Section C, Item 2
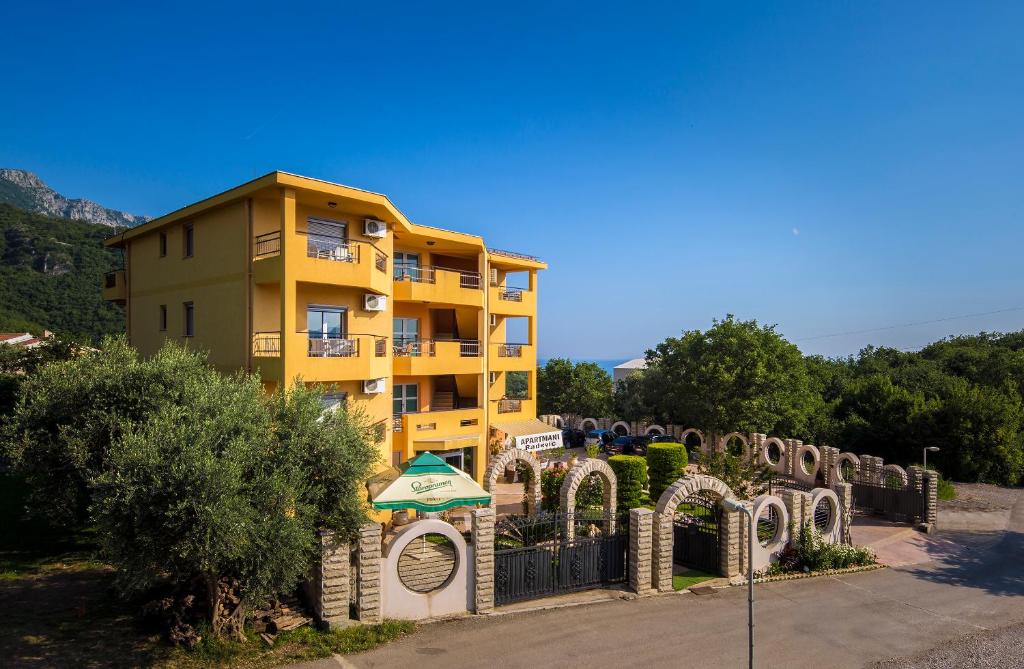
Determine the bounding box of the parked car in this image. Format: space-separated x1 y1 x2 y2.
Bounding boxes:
561 428 586 448
649 434 681 444
605 435 650 455
585 429 615 448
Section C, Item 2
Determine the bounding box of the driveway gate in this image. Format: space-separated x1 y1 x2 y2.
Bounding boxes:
673 493 721 574
493 511 627 606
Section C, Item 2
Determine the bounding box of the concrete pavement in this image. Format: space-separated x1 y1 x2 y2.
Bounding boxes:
297 490 1024 669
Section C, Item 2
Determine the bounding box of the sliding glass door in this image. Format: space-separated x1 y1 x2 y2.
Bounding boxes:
307 306 352 357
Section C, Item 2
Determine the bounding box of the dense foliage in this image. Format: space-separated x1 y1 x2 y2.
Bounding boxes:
607 455 648 509
600 317 1024 486
540 467 603 511
537 358 613 424
3 338 379 638
645 443 688 502
0 204 124 341
765 523 876 576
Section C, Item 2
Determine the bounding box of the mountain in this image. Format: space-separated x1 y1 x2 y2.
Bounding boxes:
0 203 124 341
0 169 149 228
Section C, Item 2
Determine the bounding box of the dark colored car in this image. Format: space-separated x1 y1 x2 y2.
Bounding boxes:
606 435 650 455
561 428 586 448
649 434 681 444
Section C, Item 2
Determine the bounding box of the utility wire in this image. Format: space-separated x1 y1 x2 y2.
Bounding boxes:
793 306 1024 342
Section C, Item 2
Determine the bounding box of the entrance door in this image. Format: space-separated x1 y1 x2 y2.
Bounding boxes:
672 493 722 574
307 306 349 357
394 252 421 280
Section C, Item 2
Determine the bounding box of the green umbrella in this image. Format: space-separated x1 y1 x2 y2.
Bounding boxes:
368 452 491 513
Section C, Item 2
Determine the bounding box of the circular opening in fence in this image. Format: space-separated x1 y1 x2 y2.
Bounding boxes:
813 498 833 534
756 504 780 547
683 432 703 454
839 459 856 482
613 424 628 436
726 436 745 457
766 442 782 466
801 451 816 476
398 533 457 593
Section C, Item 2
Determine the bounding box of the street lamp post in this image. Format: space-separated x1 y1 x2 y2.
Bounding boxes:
923 446 940 471
722 497 755 669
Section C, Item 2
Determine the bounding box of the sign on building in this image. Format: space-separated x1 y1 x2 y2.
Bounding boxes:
514 430 563 452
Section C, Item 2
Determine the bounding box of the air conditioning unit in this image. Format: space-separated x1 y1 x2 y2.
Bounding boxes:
363 294 387 312
363 219 387 238
363 378 387 394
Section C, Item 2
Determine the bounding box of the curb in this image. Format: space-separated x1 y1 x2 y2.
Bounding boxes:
748 563 885 584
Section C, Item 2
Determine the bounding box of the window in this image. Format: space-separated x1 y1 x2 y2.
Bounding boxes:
183 301 194 337
393 251 420 280
489 371 498 385
159 232 167 257
306 218 348 260
321 391 348 413
307 306 349 356
183 223 194 258
393 317 419 346
393 383 418 415
159 304 167 331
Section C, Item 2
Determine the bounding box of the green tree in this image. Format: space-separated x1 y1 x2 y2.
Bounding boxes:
93 375 378 639
644 315 815 435
537 358 613 424
612 371 655 423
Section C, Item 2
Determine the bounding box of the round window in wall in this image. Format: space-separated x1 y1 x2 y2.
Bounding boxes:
756 504 780 548
801 451 816 476
813 498 833 534
765 442 782 466
398 533 457 593
839 459 857 483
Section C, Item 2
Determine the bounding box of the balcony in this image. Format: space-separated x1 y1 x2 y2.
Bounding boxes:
251 230 390 293
393 266 484 308
489 342 535 371
251 331 389 383
492 397 535 416
392 338 483 376
488 283 535 315
392 407 484 453
102 269 126 303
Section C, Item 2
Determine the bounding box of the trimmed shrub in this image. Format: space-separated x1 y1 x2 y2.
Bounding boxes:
540 468 603 511
608 455 648 510
647 443 688 502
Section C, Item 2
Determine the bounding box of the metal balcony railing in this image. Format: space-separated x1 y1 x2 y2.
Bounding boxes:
497 343 525 357
308 335 359 358
305 234 359 263
497 286 527 302
254 231 281 258
497 398 524 413
393 265 482 289
392 338 482 358
252 331 281 357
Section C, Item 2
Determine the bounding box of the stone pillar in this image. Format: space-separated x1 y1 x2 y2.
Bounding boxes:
784 440 802 477
356 522 382 623
921 471 938 527
820 446 839 486
304 530 351 629
720 508 742 579
907 465 924 493
832 482 853 543
652 511 674 593
471 508 495 613
628 508 654 595
749 433 765 464
780 489 811 541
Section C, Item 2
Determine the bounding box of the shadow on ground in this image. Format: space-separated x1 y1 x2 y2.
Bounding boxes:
900 529 1024 597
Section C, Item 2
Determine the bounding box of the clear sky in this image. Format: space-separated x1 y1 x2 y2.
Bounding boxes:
3 2 1023 359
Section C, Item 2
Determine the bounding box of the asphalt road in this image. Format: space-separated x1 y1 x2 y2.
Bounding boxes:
302 492 1024 669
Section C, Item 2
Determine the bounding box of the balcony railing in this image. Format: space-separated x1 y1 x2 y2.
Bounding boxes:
394 265 482 289
252 331 281 357
254 231 281 258
308 335 359 358
392 338 481 358
496 343 525 357
496 286 527 302
497 398 524 413
305 233 359 263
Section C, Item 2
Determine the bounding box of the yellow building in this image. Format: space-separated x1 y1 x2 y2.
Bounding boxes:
103 171 549 485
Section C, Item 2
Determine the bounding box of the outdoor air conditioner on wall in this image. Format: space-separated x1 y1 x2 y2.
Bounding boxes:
363 294 387 312
364 219 387 238
363 378 386 394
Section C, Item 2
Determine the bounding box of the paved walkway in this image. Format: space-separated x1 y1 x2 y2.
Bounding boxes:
292 488 1024 669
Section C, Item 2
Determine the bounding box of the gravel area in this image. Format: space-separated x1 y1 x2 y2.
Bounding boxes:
939 483 1022 512
870 621 1024 668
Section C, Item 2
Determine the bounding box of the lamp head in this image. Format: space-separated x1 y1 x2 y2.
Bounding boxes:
926 446 940 452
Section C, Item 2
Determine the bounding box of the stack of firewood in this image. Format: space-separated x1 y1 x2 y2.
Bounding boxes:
250 593 312 644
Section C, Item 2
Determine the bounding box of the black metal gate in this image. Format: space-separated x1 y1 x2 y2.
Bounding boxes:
493 511 628 606
851 481 924 523
673 493 721 574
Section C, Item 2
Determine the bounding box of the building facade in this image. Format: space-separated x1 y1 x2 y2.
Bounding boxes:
103 171 547 485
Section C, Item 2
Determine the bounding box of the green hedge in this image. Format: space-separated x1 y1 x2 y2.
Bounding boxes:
647 443 688 502
608 455 648 510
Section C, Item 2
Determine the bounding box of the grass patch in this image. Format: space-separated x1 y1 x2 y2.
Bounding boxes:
673 568 715 591
937 476 957 501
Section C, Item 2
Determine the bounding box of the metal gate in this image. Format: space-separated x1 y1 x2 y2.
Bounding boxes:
673 493 722 574
493 511 628 606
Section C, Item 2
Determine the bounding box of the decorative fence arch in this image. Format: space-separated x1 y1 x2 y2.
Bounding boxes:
832 452 861 483
645 424 666 436
809 488 842 543
483 448 542 513
611 421 631 436
678 428 705 455
579 417 598 432
652 474 737 592
720 432 751 460
881 464 909 488
794 444 821 484
750 494 790 571
559 459 617 541
759 437 788 473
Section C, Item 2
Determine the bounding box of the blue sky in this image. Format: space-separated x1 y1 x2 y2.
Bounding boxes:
3 2 1023 359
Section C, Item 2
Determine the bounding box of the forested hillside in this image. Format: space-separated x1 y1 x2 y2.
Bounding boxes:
0 204 124 341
